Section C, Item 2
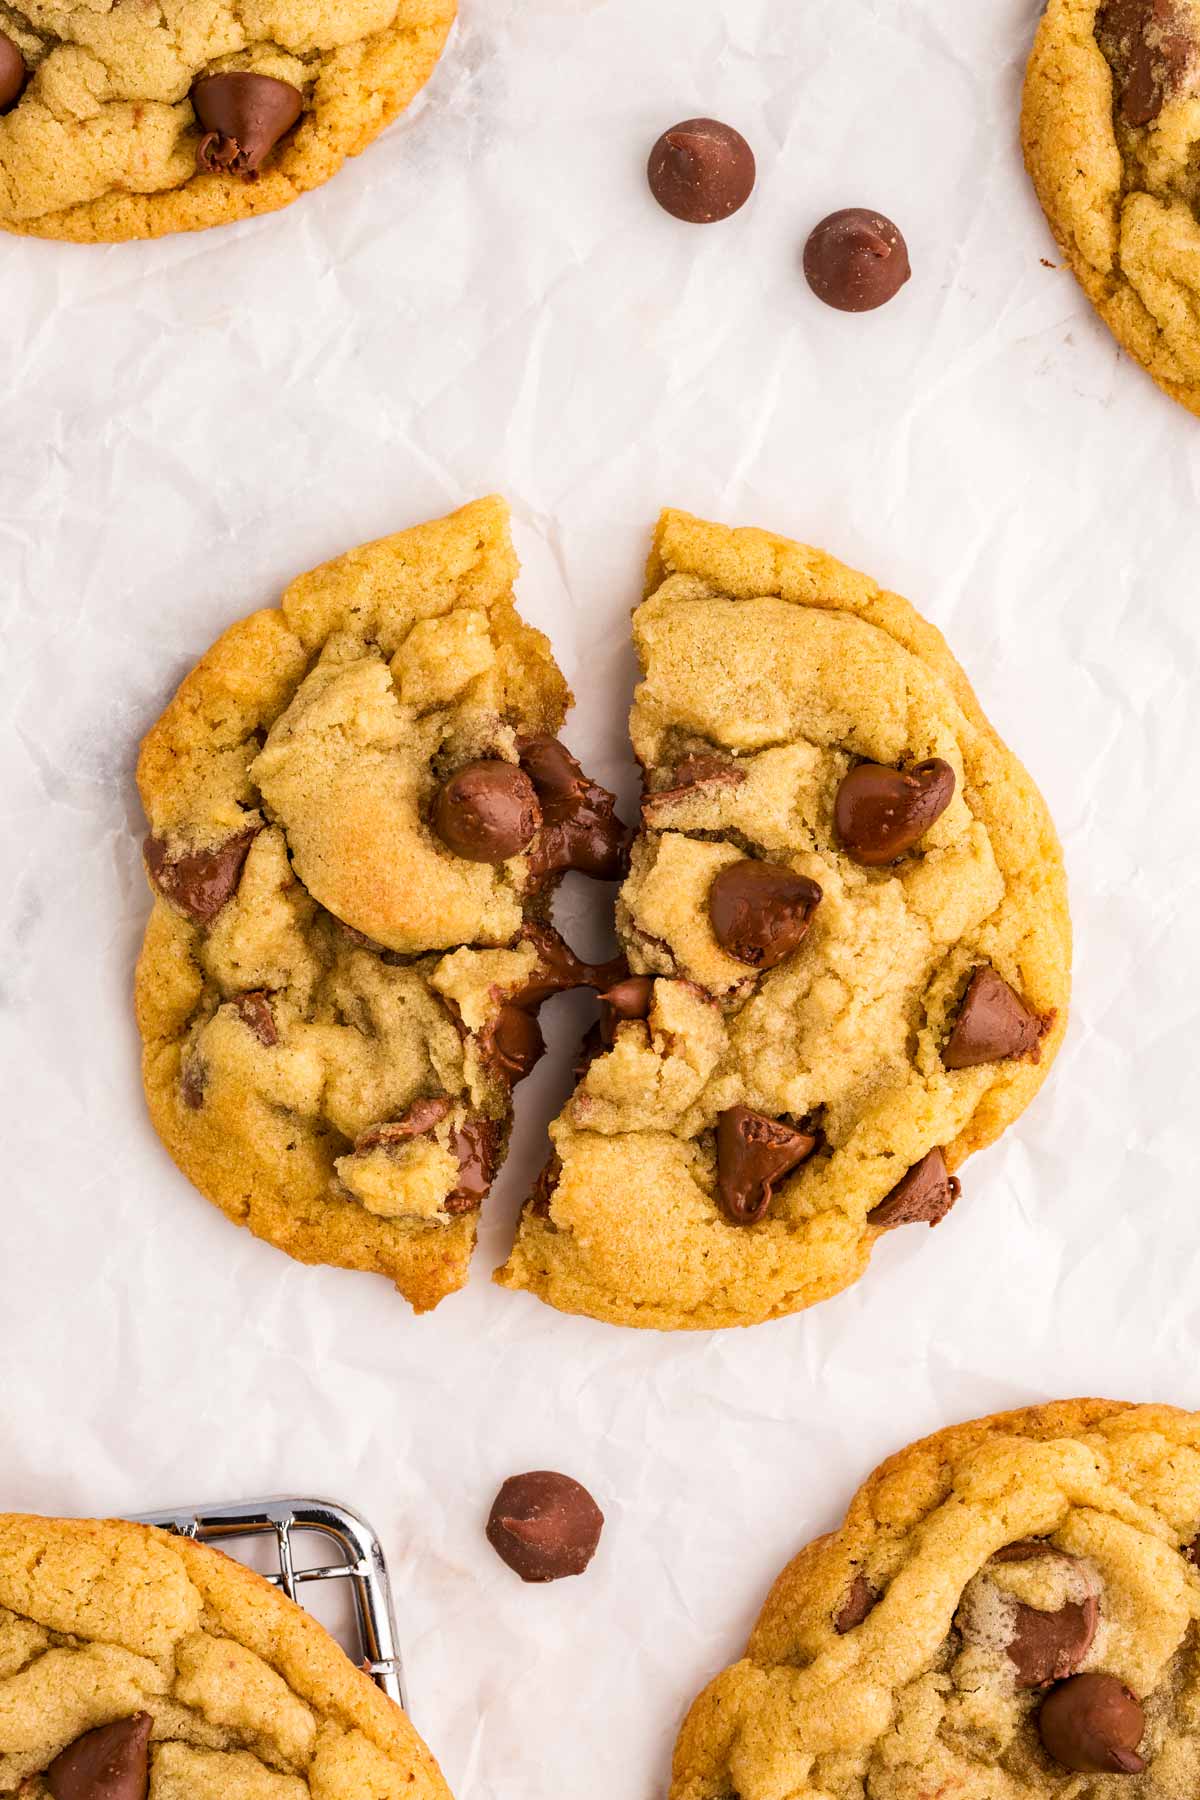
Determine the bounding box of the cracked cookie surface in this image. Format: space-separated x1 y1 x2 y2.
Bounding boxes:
135 496 627 1313
0 1512 451 1796
495 510 1070 1331
671 1400 1200 1800
1022 0 1200 415
0 0 454 242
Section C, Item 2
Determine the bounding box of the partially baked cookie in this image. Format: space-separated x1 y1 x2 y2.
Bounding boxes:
496 510 1070 1330
0 1511 450 1796
0 1 455 243
1023 0 1200 416
671 1400 1200 1800
135 497 628 1312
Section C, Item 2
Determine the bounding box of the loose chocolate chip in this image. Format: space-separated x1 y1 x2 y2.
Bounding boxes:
867 1148 960 1229
833 758 955 867
943 967 1047 1070
716 1105 820 1224
708 860 822 970
0 31 28 112
647 118 755 223
1097 0 1193 126
804 208 911 313
144 826 258 926
47 1712 152 1800
446 1116 498 1215
981 1542 1099 1688
1038 1674 1146 1775
835 1574 880 1633
232 990 277 1047
432 760 542 863
486 1471 604 1582
518 736 631 884
193 71 303 176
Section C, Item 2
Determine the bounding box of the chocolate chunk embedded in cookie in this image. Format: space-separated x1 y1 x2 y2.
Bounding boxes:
496 509 1069 1330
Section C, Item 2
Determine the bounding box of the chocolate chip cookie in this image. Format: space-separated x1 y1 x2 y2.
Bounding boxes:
1023 0 1200 415
135 497 628 1312
0 0 454 242
496 509 1070 1330
0 1511 450 1796
671 1400 1200 1800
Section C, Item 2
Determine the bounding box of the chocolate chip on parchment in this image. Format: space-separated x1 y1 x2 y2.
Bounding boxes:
193 71 303 176
144 825 258 925
942 967 1048 1070
1038 1673 1146 1775
0 32 28 113
708 860 822 969
833 759 954 866
432 761 541 863
46 1711 152 1800
867 1148 960 1229
486 1471 604 1582
804 209 911 312
647 118 756 223
716 1105 820 1224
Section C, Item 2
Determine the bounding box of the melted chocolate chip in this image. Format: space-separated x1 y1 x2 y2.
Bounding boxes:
432 761 541 863
484 1004 546 1084
232 990 277 1047
446 1116 498 1215
803 209 911 312
716 1106 820 1224
1097 0 1193 125
192 71 303 176
977 1542 1100 1688
833 759 955 867
356 1096 452 1152
599 973 655 1044
144 826 258 925
642 754 747 817
867 1148 960 1229
708 860 822 969
0 31 28 113
647 118 756 223
835 1574 880 1633
1038 1674 1146 1775
943 967 1048 1070
518 737 631 884
46 1712 152 1800
528 1153 563 1220
476 924 624 1087
486 1471 604 1582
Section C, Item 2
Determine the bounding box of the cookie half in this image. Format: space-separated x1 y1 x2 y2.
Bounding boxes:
496 509 1070 1330
1022 0 1200 415
0 1511 451 1796
0 1 455 242
672 1399 1200 1799
135 497 628 1312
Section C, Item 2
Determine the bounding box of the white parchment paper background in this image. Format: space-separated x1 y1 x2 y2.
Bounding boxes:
4 0 1200 1792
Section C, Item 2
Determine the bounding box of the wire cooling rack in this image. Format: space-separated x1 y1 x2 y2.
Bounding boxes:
131 1495 407 1710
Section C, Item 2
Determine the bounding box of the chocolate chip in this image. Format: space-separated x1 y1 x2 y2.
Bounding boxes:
0 32 28 113
192 71 303 176
46 1712 152 1800
708 860 822 970
647 118 755 224
476 924 623 1087
803 209 911 312
232 990 277 1047
445 1116 498 1215
867 1148 960 1229
527 1153 563 1220
144 826 258 926
835 1574 880 1633
180 1058 206 1111
432 761 542 863
943 968 1047 1070
355 1096 452 1152
1097 0 1193 126
483 1004 546 1084
642 753 747 819
716 1106 820 1224
1185 1533 1200 1566
1038 1674 1146 1775
834 759 955 867
976 1542 1100 1688
486 1471 604 1582
599 973 655 1044
519 736 631 883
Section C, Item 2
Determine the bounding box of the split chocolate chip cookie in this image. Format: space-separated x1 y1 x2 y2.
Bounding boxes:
0 0 454 242
671 1400 1200 1800
496 509 1069 1330
0 1512 451 1796
1023 0 1200 415
135 498 628 1313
